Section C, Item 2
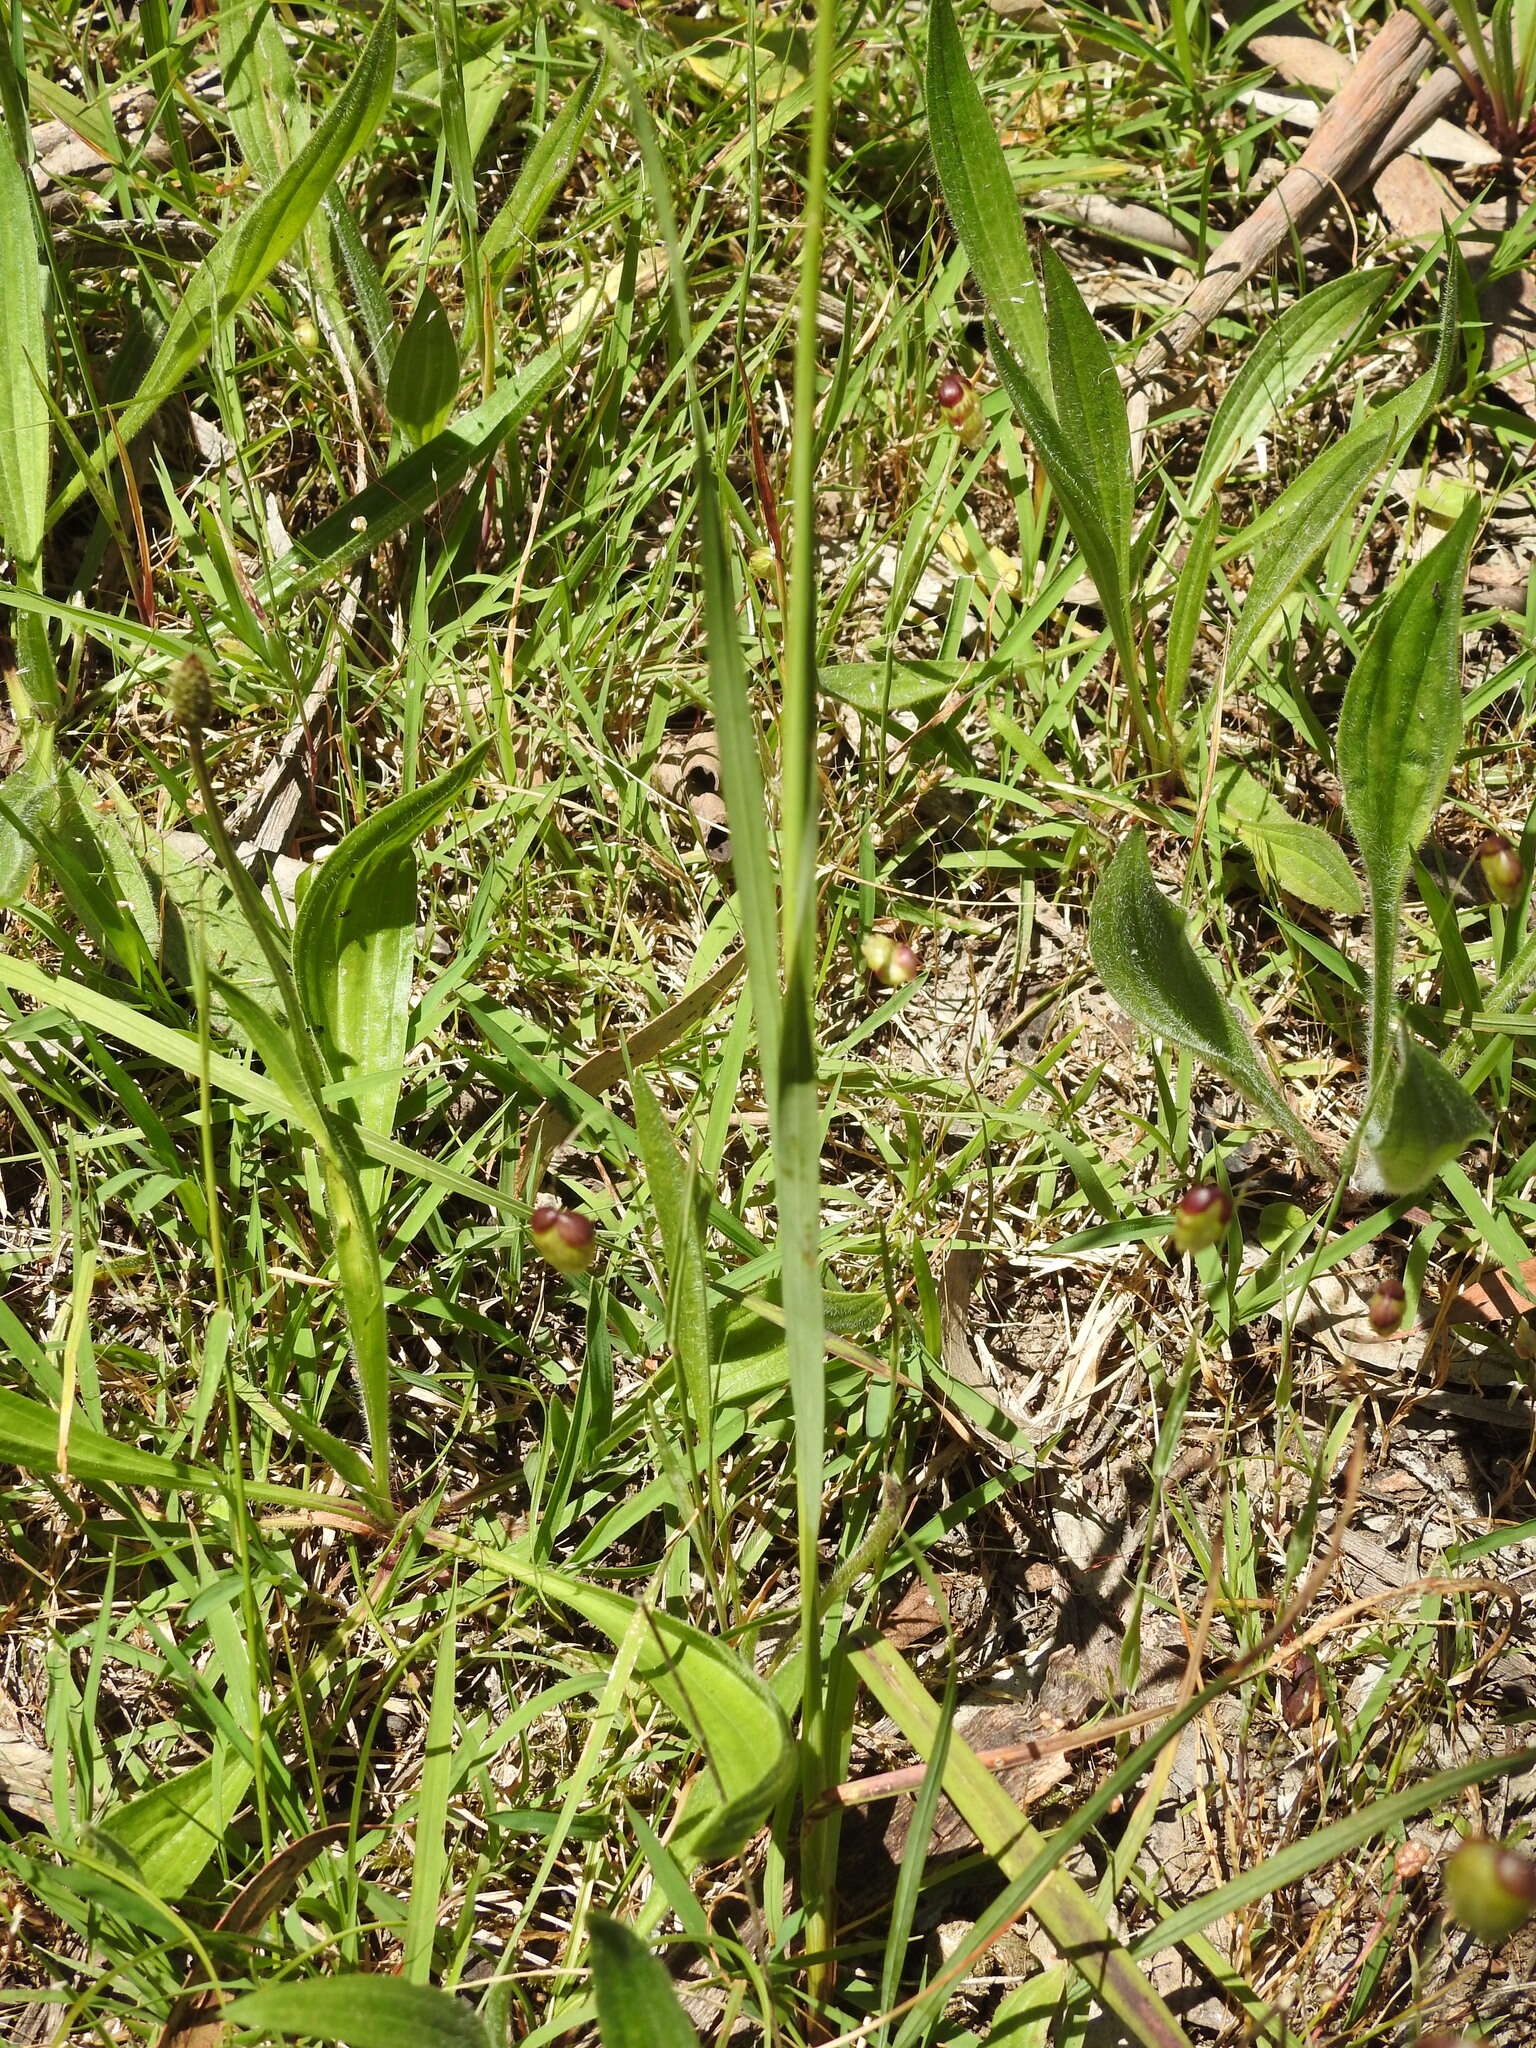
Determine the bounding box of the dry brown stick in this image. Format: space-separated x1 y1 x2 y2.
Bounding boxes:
1134 1 1455 380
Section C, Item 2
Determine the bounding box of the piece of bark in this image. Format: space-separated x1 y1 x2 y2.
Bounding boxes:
1136 2 1455 381
1248 33 1496 165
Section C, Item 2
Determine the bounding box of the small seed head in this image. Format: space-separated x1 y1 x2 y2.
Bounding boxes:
1395 1840 1432 1881
530 1203 597 1275
1480 833 1523 908
166 652 214 733
1443 1836 1536 1946
936 370 982 449
862 932 921 988
1367 1275 1407 1337
1170 1182 1232 1256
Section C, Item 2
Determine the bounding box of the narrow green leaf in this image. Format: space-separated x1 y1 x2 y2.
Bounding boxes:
856 1636 1198 2048
293 741 491 1146
1089 832 1330 1174
925 0 1048 384
483 58 608 281
1225 419 1395 680
590 1916 702 2048
225 1978 489 2048
1360 1023 1488 1197
0 100 49 571
990 329 1130 653
1338 498 1479 1082
1038 236 1131 566
403 1592 457 1983
447 1541 794 1866
630 1073 715 1472
263 348 565 604
49 0 397 526
0 1385 213 1492
388 287 460 440
1161 499 1216 728
1216 766 1363 916
1189 270 1394 512
99 1750 254 1897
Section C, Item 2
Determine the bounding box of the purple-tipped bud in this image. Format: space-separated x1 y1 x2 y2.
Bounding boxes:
936 371 982 449
862 933 921 988
1278 1652 1321 1728
1443 1836 1536 1945
1480 834 1523 908
1169 1182 1232 1256
166 652 214 733
1367 1275 1407 1336
530 1203 597 1276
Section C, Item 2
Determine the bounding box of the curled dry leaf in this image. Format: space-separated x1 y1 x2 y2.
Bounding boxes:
653 723 731 863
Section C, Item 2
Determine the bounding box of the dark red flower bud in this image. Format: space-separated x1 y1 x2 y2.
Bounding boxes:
1443 1836 1536 1945
1367 1275 1407 1336
1278 1652 1322 1728
936 371 982 449
1480 833 1523 908
530 1203 597 1275
1170 1182 1232 1255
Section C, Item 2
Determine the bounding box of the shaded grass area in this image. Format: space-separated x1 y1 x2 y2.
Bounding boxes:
0 0 1535 2042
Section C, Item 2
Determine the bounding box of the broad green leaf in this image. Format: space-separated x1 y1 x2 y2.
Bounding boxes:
225 1979 489 2048
214 978 328 1145
483 58 608 281
293 742 490 1150
1225 419 1394 680
631 1073 715 1472
926 0 1048 385
1089 833 1331 1174
387 287 460 441
1360 1022 1488 1196
1038 236 1132 567
590 1916 702 2048
262 347 565 604
1216 766 1363 916
0 99 49 572
452 1544 793 1866
99 1750 254 1897
0 741 60 905
1338 497 1478 1080
218 0 308 186
818 657 964 713
0 1385 213 1492
49 1 397 527
1189 270 1394 512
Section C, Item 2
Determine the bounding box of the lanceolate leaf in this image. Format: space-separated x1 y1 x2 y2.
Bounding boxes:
1216 766 1363 917
482 57 608 281
1189 270 1394 512
0 100 49 573
1338 496 1479 1081
49 1 398 527
1360 1022 1488 1196
1038 237 1132 563
590 1917 702 2048
1089 833 1331 1174
1224 418 1394 679
293 741 491 1144
926 0 1048 385
100 1751 254 1897
451 1542 793 1866
387 287 460 440
0 1386 213 1493
225 1979 489 2048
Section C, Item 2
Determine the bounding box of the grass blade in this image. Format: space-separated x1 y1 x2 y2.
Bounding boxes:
483 57 609 283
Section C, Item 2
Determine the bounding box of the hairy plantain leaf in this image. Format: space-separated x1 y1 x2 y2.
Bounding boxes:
1090 833 1330 1173
590 1916 702 2048
1359 1022 1487 1196
1338 496 1479 1083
